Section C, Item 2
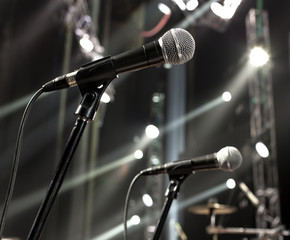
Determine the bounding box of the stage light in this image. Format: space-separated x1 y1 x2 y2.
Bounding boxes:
145 124 160 139
249 47 269 66
172 0 186 11
255 141 269 158
158 3 172 15
130 215 141 225
142 193 154 207
222 91 232 102
226 178 236 189
163 63 172 69
79 34 94 52
211 0 242 20
101 92 111 103
186 0 199 11
134 150 144 159
151 156 161 165
152 95 161 103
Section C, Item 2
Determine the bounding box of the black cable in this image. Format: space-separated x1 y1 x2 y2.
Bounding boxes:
123 172 144 240
0 87 45 239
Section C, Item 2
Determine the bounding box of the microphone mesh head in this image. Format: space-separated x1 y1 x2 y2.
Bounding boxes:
216 146 242 171
159 28 195 65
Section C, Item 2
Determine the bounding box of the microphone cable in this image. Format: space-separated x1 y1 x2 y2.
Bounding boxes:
123 172 144 240
0 87 45 239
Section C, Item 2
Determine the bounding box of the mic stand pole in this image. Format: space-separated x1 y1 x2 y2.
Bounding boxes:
27 58 117 240
27 90 101 240
152 174 188 240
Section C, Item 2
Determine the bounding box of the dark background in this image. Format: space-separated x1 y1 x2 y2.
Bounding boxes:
0 0 289 240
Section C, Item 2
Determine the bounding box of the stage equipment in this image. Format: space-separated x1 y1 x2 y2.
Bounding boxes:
142 147 242 240
140 146 242 175
42 28 195 93
188 203 237 215
188 201 290 239
246 6 282 238
25 28 195 240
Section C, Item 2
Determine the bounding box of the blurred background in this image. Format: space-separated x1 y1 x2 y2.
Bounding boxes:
0 0 289 239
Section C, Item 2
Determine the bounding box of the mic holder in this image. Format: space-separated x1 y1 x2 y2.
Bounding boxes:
27 76 114 240
152 173 188 240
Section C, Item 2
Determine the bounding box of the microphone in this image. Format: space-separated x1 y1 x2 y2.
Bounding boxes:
140 146 242 176
43 28 195 92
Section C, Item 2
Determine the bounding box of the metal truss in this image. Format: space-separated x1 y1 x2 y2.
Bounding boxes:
245 7 283 240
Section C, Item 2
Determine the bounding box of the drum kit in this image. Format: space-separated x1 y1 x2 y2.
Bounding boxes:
188 202 290 239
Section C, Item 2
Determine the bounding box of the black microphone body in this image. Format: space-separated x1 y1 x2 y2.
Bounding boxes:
43 28 195 92
142 153 218 176
141 146 242 176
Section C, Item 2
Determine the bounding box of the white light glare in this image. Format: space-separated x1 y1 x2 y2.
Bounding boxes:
255 142 270 158
101 93 111 103
145 124 160 139
79 34 94 52
158 3 172 15
226 178 236 189
211 0 242 20
186 0 199 11
249 47 269 66
130 215 141 225
134 150 144 159
172 0 186 11
222 91 232 102
142 193 154 207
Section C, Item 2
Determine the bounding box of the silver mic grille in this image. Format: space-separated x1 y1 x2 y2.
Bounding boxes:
159 28 195 65
216 146 243 171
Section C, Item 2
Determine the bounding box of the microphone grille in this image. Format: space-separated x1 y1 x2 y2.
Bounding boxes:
159 28 195 65
216 146 242 171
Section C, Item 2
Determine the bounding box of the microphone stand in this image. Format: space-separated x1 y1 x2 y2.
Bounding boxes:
27 74 114 240
152 174 188 240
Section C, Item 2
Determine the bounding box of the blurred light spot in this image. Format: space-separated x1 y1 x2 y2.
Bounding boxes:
101 93 111 103
79 34 94 52
211 0 242 20
158 3 172 15
226 178 236 189
255 142 269 158
151 155 160 165
142 193 153 207
222 91 232 102
163 63 172 69
172 0 186 11
145 124 160 139
130 215 141 225
249 47 269 66
186 0 199 11
134 150 143 159
152 95 161 103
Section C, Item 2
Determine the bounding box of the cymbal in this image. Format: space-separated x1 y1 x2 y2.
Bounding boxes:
188 203 237 215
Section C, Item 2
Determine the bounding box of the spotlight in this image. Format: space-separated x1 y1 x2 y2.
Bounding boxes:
222 91 232 102
145 124 160 139
211 0 243 20
158 3 172 15
226 178 236 189
186 0 199 11
152 95 161 103
130 215 141 225
134 150 144 159
101 92 111 103
255 141 269 158
163 63 172 69
172 0 186 11
79 34 94 52
142 193 153 207
151 155 161 165
249 47 269 66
